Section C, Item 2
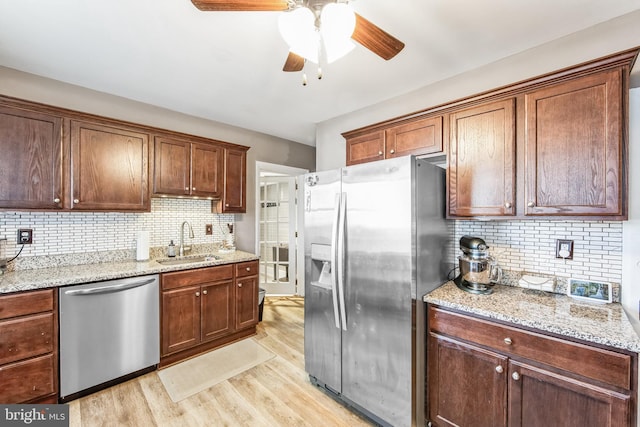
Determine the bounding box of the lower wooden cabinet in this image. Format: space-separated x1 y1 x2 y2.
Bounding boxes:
160 260 259 367
0 289 58 403
427 305 636 427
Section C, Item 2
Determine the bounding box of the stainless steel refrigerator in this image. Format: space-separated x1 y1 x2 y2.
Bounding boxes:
303 155 449 427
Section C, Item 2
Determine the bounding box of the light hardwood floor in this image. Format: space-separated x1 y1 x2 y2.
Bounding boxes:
68 297 373 426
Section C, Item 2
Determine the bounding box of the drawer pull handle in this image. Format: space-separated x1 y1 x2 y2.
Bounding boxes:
495 365 503 374
504 337 512 345
512 372 520 381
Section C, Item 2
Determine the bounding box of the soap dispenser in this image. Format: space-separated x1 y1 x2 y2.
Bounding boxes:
168 240 176 257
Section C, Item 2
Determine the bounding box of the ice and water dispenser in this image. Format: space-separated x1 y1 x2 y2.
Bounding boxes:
309 243 332 289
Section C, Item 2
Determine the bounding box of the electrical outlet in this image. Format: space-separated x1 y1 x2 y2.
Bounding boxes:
17 229 33 244
555 239 573 259
205 224 213 235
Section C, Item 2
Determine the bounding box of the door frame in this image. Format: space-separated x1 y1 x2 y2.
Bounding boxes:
255 161 308 296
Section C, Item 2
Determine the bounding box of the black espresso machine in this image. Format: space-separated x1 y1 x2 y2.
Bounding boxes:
454 236 502 295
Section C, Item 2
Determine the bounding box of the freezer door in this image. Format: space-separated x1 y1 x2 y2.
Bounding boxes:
340 156 415 426
303 169 342 393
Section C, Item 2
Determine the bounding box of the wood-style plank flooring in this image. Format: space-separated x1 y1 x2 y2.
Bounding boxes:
68 297 373 426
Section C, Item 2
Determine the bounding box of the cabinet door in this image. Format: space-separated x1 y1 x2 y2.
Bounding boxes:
71 120 149 211
200 280 234 342
448 99 516 217
191 142 223 198
153 136 190 196
235 275 258 330
508 360 631 427
428 334 508 427
386 115 443 158
161 285 200 356
345 130 385 166
219 148 247 213
524 69 623 216
0 106 64 209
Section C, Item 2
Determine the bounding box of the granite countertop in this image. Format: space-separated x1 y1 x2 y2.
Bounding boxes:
424 281 640 354
0 250 259 294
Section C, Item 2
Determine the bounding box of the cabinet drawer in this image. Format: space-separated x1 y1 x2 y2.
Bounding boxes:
0 289 54 320
162 265 234 290
0 313 54 365
428 307 632 390
0 353 56 403
235 260 258 278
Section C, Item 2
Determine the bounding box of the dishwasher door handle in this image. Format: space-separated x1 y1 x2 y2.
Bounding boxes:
64 278 156 296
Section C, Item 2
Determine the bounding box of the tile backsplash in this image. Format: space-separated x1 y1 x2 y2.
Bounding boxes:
0 198 234 259
454 220 622 299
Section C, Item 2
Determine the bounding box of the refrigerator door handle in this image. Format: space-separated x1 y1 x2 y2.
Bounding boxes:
337 192 347 331
330 193 342 329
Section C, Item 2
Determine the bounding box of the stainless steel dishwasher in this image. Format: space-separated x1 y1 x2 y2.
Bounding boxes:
59 274 159 401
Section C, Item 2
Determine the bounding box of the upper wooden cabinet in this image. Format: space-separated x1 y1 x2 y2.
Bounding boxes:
523 69 623 216
448 99 516 217
346 130 385 165
70 120 149 211
217 147 248 213
153 136 223 198
386 115 443 159
0 105 64 210
344 115 444 166
446 50 634 219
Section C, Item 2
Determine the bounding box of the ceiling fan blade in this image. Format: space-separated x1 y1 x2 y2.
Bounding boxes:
191 0 288 11
352 13 405 60
283 52 305 72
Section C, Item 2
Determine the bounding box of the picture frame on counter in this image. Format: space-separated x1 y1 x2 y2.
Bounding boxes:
567 278 612 303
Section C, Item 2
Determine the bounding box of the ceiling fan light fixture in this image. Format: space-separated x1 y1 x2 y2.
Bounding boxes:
278 6 320 63
320 3 355 41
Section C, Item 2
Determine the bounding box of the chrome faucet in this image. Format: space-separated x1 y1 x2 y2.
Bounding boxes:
179 221 194 256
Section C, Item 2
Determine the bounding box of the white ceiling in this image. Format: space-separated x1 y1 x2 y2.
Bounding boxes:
1 0 640 146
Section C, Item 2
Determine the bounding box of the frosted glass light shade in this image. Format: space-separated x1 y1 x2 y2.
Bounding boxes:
278 7 319 63
320 3 355 41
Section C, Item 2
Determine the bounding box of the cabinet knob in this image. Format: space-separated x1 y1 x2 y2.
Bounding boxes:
512 372 520 381
389 149 395 154
495 365 504 374
195 291 200 297
527 201 535 207
54 198 61 203
504 337 512 345
504 202 512 208
185 187 189 191
192 187 196 191
226 203 230 207
246 267 251 271
203 290 207 295
238 283 243 288
378 151 383 156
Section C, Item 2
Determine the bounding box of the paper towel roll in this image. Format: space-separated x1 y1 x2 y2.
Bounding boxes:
136 231 150 261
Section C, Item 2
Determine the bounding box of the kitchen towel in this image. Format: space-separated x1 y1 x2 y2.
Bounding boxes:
136 231 150 261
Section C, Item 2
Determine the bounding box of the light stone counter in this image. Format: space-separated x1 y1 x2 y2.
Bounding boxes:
0 250 258 294
424 281 640 353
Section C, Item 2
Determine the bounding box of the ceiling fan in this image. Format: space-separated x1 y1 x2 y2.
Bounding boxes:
190 0 405 72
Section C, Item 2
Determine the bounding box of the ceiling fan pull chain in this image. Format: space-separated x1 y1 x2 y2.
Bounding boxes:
317 66 323 79
302 72 308 86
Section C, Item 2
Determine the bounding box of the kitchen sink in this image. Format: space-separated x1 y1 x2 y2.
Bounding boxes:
156 255 221 266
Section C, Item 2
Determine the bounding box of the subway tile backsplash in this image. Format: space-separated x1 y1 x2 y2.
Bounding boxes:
0 198 234 259
453 220 623 298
